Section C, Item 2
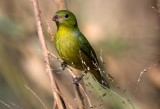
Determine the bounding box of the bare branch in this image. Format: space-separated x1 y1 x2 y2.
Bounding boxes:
30 0 65 109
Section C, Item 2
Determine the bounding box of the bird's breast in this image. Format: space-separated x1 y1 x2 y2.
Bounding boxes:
55 30 83 69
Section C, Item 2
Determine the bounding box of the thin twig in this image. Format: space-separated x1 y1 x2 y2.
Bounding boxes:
30 0 65 109
79 85 92 108
49 53 93 108
74 85 85 109
25 85 48 109
49 52 62 63
54 88 73 109
53 101 57 109
0 100 12 109
134 63 159 100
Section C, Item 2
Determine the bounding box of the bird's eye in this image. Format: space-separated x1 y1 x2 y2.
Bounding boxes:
64 14 69 19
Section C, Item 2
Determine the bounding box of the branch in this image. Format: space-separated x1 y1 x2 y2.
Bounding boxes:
49 53 93 108
30 0 65 109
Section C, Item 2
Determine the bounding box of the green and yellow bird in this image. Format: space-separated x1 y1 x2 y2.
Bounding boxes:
52 10 109 88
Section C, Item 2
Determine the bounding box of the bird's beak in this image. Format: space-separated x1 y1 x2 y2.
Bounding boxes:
52 15 59 22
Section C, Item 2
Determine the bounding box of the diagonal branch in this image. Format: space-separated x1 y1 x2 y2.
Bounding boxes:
30 0 65 109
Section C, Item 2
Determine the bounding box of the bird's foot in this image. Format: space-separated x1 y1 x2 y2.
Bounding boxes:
61 62 67 70
73 75 84 85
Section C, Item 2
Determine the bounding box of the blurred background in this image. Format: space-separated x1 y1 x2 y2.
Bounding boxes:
0 0 160 109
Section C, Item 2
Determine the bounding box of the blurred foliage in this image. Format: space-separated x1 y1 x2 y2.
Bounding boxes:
99 36 132 56
0 17 23 39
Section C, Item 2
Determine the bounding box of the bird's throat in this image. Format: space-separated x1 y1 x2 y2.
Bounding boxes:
55 22 59 28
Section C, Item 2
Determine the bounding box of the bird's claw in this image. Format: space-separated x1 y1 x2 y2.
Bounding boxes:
73 77 83 85
61 62 67 70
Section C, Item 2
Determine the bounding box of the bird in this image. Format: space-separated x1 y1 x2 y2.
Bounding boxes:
52 10 109 88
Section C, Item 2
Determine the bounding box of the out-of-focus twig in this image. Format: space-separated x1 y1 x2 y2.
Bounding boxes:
53 101 57 109
134 63 159 100
30 0 65 109
0 100 12 109
25 85 48 109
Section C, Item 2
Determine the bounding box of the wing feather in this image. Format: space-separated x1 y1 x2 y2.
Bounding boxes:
78 33 99 65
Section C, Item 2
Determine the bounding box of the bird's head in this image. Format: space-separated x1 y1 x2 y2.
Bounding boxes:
52 10 77 28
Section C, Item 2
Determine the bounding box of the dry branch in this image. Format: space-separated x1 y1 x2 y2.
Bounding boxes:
30 0 65 109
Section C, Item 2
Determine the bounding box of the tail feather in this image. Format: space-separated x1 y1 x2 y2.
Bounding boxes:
91 70 110 88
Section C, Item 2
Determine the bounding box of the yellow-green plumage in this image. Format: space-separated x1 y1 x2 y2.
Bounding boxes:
53 10 109 88
55 26 80 69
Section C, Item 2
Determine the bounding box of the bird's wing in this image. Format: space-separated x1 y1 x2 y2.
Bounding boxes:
78 33 110 88
78 33 99 65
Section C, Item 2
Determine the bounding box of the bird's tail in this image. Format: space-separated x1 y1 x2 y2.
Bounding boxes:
91 70 110 88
